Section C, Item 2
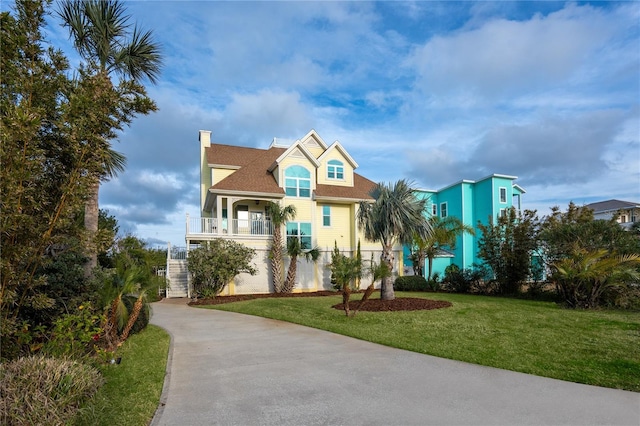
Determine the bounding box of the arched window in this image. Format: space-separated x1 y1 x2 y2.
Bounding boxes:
327 160 344 180
284 165 311 198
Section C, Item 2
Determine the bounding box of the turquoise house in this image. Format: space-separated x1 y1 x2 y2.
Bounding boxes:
404 174 525 278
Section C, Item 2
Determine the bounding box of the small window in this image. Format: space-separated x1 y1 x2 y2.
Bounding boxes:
440 202 448 218
499 187 507 203
284 165 311 198
327 160 344 180
431 204 437 216
322 205 331 227
500 208 507 218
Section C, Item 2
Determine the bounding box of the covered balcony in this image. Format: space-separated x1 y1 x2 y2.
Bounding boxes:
186 214 273 239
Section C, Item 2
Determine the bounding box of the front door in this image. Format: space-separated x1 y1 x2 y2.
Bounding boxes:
236 205 249 233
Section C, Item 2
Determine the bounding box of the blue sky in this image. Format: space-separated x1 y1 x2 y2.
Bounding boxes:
20 1 640 246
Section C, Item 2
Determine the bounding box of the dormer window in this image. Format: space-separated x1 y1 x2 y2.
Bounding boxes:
327 160 344 180
285 165 311 198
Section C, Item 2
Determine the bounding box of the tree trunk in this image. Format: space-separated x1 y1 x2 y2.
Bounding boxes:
283 255 297 293
83 179 100 278
120 296 143 343
271 225 284 292
342 284 351 317
427 256 433 280
380 249 395 300
351 283 375 316
105 295 121 350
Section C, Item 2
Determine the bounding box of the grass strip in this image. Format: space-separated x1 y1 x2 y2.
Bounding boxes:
74 324 170 426
205 291 640 391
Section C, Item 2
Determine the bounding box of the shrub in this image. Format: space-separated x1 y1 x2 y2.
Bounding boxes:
0 356 103 425
442 265 492 294
426 272 442 292
602 284 640 310
188 240 257 298
41 303 103 360
394 275 428 291
552 249 640 309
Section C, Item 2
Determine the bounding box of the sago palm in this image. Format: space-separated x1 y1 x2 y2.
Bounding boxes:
59 0 162 276
553 248 640 308
100 264 147 349
357 180 431 300
266 202 296 292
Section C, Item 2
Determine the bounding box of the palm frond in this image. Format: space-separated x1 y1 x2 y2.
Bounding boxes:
99 147 126 180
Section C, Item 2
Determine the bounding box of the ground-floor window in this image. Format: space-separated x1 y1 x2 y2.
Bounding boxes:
287 222 312 248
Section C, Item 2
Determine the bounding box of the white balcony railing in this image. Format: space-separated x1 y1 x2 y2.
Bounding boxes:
186 215 273 237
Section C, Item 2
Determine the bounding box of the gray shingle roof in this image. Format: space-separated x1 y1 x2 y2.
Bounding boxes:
585 199 640 213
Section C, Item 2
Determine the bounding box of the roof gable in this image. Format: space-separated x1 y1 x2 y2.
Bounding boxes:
298 129 328 150
317 141 359 169
268 141 320 172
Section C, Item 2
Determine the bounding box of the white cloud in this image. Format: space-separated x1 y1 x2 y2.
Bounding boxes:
40 1 635 246
221 90 314 144
406 3 620 101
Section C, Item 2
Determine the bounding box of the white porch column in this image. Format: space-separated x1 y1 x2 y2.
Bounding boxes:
185 238 191 299
216 195 223 235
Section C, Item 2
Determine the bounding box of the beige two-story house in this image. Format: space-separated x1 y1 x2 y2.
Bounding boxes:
184 129 399 295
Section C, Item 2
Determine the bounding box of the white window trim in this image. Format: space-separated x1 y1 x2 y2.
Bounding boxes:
431 204 437 216
499 186 507 204
284 166 311 198
440 202 448 218
322 205 331 227
327 160 344 180
286 222 313 248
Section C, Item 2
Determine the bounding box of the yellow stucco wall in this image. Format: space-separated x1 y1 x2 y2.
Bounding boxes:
316 203 352 249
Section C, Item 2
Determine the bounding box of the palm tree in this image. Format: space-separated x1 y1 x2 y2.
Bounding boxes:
552 248 640 308
357 180 432 300
283 237 320 293
118 281 151 344
328 248 361 316
411 216 475 280
59 0 162 277
100 263 148 350
352 254 390 316
266 202 297 293
83 147 126 277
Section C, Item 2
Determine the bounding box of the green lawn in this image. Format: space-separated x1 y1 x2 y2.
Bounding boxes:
205 292 640 391
74 325 170 426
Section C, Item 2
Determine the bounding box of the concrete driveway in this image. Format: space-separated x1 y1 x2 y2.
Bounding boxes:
150 298 639 426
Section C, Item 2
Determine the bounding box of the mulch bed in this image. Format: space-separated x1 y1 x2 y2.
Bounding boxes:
189 290 452 312
332 297 452 312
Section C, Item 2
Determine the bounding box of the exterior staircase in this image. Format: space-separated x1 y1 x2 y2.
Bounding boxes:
166 259 189 298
